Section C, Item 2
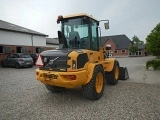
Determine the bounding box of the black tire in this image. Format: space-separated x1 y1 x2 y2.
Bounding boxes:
82 65 105 100
45 85 65 93
15 63 21 69
29 65 33 68
105 61 119 85
1 61 5 68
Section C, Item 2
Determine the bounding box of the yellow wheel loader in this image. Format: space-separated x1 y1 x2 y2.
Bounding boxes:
36 13 128 100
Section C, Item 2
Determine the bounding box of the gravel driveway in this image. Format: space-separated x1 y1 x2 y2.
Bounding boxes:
0 56 160 120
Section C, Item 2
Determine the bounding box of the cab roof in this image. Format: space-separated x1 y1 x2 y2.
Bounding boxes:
63 13 99 22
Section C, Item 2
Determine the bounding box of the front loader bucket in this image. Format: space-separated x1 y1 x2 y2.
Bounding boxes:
119 67 129 80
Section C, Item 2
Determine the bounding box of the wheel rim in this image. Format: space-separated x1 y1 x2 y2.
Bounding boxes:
16 63 19 68
115 66 119 80
95 72 103 93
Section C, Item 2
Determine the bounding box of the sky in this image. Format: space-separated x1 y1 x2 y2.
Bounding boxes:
0 0 160 42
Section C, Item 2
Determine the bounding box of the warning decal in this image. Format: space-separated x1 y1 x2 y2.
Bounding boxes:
35 54 44 66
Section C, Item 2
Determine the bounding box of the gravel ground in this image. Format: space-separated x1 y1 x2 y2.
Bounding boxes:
0 56 160 120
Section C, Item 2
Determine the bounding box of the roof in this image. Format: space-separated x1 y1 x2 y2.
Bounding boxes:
101 34 132 49
63 13 98 22
46 38 59 45
0 20 48 36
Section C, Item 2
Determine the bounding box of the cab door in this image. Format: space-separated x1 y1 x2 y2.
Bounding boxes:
89 18 101 62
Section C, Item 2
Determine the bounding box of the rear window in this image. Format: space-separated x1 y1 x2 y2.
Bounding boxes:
30 54 37 57
20 54 31 58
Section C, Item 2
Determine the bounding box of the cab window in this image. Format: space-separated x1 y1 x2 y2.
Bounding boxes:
91 19 99 51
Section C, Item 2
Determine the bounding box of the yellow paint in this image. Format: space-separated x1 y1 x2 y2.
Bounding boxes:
35 14 119 89
36 68 87 88
115 66 119 80
35 49 117 88
101 58 116 72
67 51 80 72
95 72 103 93
64 13 98 22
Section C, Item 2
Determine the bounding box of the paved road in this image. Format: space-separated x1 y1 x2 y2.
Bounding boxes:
0 56 160 120
117 56 160 84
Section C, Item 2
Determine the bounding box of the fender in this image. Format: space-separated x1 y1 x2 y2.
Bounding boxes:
85 63 102 84
103 58 117 72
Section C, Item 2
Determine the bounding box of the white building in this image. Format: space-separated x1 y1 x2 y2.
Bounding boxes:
46 38 59 48
0 20 55 61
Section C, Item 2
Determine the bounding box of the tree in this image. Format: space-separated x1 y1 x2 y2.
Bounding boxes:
129 45 138 53
132 35 140 45
146 23 160 58
129 35 143 54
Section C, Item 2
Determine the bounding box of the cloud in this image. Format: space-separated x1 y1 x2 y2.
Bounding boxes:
0 0 160 41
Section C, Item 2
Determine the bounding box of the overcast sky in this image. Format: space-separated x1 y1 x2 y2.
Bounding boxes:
0 0 160 42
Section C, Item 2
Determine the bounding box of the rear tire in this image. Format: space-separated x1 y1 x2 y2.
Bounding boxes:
105 61 119 85
45 85 65 93
15 63 21 69
82 65 105 100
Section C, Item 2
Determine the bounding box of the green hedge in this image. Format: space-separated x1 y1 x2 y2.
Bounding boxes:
146 60 160 70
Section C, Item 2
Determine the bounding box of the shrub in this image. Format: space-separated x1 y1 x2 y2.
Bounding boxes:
146 60 160 70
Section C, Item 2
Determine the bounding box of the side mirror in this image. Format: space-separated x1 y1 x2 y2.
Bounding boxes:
106 45 111 50
104 22 109 30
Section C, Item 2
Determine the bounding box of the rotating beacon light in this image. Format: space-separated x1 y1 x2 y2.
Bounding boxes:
57 15 63 23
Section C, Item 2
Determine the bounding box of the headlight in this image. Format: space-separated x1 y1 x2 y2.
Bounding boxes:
72 60 76 69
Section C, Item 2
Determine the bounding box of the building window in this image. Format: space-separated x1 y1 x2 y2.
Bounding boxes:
0 46 3 53
36 47 44 53
16 47 27 53
121 49 126 53
137 50 142 55
114 50 118 53
129 50 142 56
129 52 132 55
22 47 27 53
0 46 12 53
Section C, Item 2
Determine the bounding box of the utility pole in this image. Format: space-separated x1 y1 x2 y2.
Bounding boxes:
31 34 34 53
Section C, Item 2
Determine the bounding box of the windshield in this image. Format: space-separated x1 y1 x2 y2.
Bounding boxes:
61 17 90 49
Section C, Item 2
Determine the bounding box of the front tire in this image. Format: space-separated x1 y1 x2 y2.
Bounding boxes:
105 61 119 85
15 63 21 69
82 65 105 100
45 85 65 93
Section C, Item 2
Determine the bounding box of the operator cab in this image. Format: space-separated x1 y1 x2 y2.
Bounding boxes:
57 14 99 51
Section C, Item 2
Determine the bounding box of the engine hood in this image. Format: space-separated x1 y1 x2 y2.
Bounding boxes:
40 49 84 57
39 49 85 72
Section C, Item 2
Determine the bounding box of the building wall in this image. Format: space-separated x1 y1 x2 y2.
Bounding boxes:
0 30 46 46
102 38 146 57
0 44 55 61
0 30 55 61
103 38 129 56
113 49 129 56
129 49 146 56
46 44 59 48
141 49 146 56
